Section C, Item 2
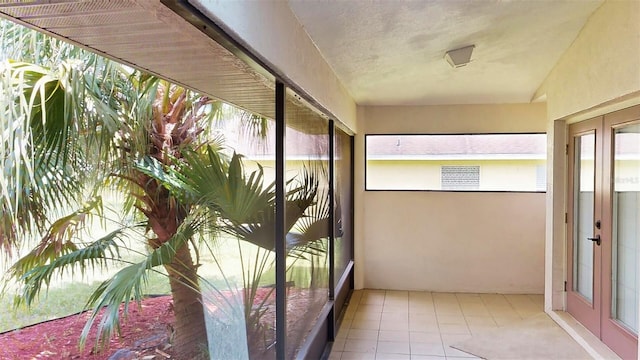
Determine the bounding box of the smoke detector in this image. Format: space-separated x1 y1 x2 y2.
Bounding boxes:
444 45 475 68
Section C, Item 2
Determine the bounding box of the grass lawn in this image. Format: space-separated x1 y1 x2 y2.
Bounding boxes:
0 269 171 333
0 196 173 333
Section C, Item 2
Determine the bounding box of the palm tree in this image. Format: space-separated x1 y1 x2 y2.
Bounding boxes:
0 28 215 356
0 20 329 359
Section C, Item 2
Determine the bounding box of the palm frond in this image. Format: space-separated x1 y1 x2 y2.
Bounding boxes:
79 212 202 350
9 228 128 308
7 196 104 280
1 59 91 251
175 146 329 253
131 155 195 204
180 147 280 249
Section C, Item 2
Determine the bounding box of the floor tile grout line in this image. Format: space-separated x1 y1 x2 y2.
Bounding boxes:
477 293 523 327
336 290 548 360
502 294 533 318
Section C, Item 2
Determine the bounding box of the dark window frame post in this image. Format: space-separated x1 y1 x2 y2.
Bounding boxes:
275 81 287 359
328 120 336 340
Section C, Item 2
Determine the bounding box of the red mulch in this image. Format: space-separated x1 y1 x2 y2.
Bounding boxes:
0 288 324 359
0 296 175 360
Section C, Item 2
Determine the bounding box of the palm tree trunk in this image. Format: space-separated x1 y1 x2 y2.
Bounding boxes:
145 189 209 358
142 85 211 358
165 243 208 359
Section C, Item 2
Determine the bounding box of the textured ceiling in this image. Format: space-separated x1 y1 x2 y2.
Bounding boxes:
0 0 605 111
288 0 604 105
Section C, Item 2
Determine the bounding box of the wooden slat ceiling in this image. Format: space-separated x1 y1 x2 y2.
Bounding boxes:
0 0 325 128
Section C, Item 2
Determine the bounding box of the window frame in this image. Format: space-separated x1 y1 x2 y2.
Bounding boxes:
364 132 547 193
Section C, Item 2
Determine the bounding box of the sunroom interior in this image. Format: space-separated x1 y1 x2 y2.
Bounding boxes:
0 0 638 359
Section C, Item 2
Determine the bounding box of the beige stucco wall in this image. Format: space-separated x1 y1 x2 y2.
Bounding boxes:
355 103 547 293
363 191 546 293
537 1 639 351
535 0 640 121
189 1 357 133
537 0 640 314
363 103 547 134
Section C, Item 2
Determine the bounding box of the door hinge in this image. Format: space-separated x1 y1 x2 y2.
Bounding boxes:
565 144 569 155
565 212 568 223
564 281 567 292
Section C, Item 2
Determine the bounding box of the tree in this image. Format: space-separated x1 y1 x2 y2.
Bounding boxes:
0 20 327 359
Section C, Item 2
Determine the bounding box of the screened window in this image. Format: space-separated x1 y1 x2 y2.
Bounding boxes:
366 133 547 191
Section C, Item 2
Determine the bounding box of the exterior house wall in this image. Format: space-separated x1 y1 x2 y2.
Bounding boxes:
366 159 546 191
355 103 548 293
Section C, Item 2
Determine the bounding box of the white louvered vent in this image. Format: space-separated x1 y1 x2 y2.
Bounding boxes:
441 166 480 190
0 0 283 121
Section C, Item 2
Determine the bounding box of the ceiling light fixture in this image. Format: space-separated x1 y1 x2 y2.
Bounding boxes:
444 45 475 68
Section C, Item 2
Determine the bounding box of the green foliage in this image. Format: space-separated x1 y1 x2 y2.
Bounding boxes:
7 196 105 282
80 214 199 349
1 60 85 251
1 19 332 357
1 19 219 350
11 229 127 308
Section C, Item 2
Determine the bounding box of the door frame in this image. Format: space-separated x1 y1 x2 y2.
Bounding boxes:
566 106 640 359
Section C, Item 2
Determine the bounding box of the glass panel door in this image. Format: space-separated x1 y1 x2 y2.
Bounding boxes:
570 107 639 359
610 123 639 334
601 108 639 360
573 133 596 302
567 117 602 337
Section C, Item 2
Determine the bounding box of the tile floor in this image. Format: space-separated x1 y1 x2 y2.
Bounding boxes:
328 290 547 360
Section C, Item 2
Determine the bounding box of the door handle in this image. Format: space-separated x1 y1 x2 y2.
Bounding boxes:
588 235 601 246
